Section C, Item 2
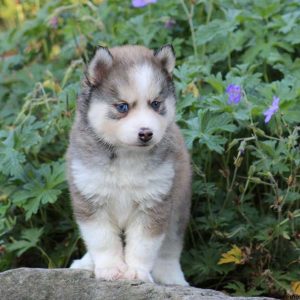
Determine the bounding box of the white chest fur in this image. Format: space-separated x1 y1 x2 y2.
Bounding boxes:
71 151 175 227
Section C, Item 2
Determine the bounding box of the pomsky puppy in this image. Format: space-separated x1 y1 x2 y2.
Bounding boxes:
67 44 191 285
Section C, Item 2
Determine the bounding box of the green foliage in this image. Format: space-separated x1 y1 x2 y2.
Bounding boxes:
7 228 44 257
0 0 299 297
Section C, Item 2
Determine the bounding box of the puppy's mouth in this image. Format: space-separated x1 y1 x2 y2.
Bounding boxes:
119 138 157 149
137 142 152 147
135 143 154 149
122 141 154 149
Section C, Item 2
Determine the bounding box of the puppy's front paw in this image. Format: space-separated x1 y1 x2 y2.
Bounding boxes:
124 267 154 283
95 262 127 281
70 252 94 271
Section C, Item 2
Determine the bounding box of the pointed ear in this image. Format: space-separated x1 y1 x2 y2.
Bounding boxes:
154 44 176 74
86 46 113 86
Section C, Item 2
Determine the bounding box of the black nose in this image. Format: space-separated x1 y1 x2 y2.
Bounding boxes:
138 128 153 142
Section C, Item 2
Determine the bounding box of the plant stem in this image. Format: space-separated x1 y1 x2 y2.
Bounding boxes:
180 0 198 58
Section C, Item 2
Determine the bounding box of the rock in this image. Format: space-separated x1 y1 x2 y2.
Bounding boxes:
0 268 278 300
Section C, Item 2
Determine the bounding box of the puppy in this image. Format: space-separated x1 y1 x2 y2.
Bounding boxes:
67 45 191 285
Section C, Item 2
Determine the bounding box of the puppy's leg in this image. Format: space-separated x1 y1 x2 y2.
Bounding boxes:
152 235 188 286
152 149 191 286
70 252 94 271
151 196 190 286
123 207 168 283
124 225 164 283
151 198 190 286
78 210 127 280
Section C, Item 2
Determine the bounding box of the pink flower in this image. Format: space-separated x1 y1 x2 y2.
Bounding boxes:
132 0 157 8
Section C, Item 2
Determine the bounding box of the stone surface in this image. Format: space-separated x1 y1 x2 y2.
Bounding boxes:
0 268 278 300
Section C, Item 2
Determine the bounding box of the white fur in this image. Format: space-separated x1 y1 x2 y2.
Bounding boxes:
131 64 159 101
70 250 189 285
117 107 165 146
152 257 189 286
71 153 175 219
70 252 94 271
77 211 127 280
152 234 189 285
87 101 119 145
71 152 175 281
124 220 165 283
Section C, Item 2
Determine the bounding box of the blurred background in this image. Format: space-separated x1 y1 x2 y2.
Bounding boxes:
0 0 300 297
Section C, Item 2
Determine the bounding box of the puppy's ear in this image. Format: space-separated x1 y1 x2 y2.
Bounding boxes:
86 46 113 86
154 44 176 74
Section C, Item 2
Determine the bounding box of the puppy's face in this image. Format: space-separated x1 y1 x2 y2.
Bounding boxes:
85 45 176 149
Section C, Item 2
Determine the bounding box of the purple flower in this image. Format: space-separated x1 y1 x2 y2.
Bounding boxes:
132 0 157 8
164 19 176 29
263 96 280 123
226 84 242 105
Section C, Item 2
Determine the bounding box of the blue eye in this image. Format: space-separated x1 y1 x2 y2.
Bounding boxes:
116 103 129 113
151 100 161 111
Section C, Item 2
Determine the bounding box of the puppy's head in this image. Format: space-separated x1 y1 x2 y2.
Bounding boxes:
83 45 176 149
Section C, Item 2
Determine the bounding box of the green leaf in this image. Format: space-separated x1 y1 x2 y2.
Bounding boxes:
284 192 300 204
196 19 236 46
200 134 227 154
44 161 66 189
11 162 65 220
205 74 224 93
7 228 43 257
0 132 25 178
